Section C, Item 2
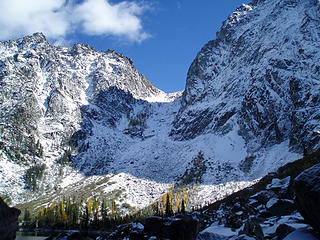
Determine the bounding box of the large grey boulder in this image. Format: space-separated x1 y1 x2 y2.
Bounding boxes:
294 163 320 232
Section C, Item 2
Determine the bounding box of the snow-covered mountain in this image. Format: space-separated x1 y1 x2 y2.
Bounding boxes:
172 0 320 151
1 0 320 213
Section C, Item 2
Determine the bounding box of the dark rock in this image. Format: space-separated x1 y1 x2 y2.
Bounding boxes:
0 197 20 240
250 190 276 205
196 231 230 240
276 224 295 240
233 235 256 240
266 198 296 216
248 199 261 209
224 213 243 229
283 228 320 240
144 216 165 237
108 222 144 240
266 176 292 198
164 215 200 240
170 108 214 141
239 218 264 240
144 215 199 240
257 210 273 219
65 232 86 240
294 163 320 233
129 230 144 240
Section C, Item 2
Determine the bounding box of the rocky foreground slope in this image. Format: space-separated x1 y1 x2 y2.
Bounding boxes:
0 0 320 216
48 150 320 239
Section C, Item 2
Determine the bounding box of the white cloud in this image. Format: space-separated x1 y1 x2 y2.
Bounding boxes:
0 0 150 43
0 0 69 40
73 0 150 42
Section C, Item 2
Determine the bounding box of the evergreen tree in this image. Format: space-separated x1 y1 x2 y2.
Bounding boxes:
101 199 107 221
45 203 55 226
165 192 173 217
60 198 67 225
93 197 99 223
155 202 160 216
181 199 186 214
112 199 116 217
23 208 31 223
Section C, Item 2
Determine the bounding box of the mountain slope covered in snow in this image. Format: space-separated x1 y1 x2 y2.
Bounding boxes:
172 0 320 152
1 0 320 215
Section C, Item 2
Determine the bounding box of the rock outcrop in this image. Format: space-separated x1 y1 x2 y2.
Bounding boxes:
103 214 199 240
294 163 320 233
196 151 320 239
0 197 20 240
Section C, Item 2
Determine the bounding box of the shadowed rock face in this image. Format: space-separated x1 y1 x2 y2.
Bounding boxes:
294 163 320 233
0 198 20 240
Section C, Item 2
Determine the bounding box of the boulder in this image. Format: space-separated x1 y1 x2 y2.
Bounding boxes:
265 198 296 216
144 216 164 237
196 232 230 240
266 177 291 191
107 222 144 240
0 197 20 240
266 176 293 199
294 163 320 233
196 224 236 240
238 218 264 240
164 215 200 240
224 213 243 229
283 227 320 240
144 214 200 240
231 235 255 240
250 190 276 205
276 224 296 240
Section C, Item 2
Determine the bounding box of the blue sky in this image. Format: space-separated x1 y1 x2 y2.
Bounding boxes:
0 0 249 93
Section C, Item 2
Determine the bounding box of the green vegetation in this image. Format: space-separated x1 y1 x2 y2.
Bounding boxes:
25 164 46 191
181 151 207 184
59 149 72 165
18 175 205 231
127 179 203 221
239 155 255 174
21 195 130 230
127 112 147 136
128 113 147 128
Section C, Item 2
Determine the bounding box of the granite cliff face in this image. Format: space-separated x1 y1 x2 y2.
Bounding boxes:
171 0 320 154
0 0 320 214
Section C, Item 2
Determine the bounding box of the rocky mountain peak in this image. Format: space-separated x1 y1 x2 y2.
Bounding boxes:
0 32 49 54
22 32 48 44
172 0 320 153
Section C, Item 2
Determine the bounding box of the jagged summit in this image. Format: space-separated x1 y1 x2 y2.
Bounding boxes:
0 32 179 103
0 0 319 216
172 0 320 153
0 32 182 204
